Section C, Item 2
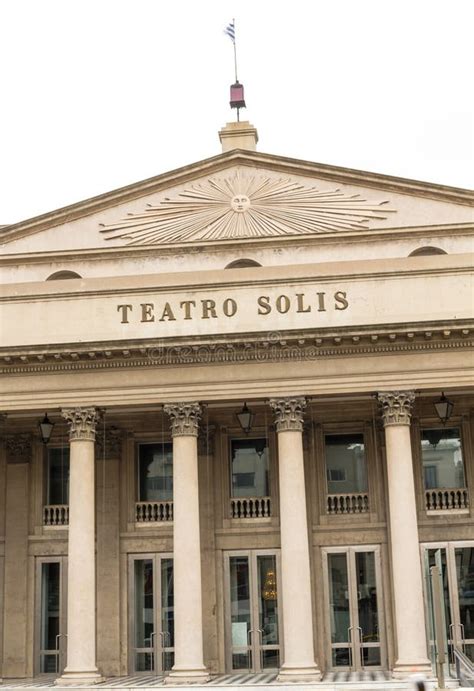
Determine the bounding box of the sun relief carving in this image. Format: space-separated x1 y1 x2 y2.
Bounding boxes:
99 171 396 245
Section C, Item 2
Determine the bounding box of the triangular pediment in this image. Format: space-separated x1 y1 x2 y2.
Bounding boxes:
1 150 473 255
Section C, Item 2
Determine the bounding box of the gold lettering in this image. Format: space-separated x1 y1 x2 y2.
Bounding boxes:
223 298 238 317
159 302 176 321
276 295 290 314
257 295 271 315
117 304 133 323
201 299 218 319
334 291 349 310
180 300 196 320
296 293 311 313
317 292 326 312
140 303 155 322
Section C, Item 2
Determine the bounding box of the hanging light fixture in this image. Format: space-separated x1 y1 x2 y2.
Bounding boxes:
262 569 277 601
236 402 254 434
433 393 454 425
39 413 54 444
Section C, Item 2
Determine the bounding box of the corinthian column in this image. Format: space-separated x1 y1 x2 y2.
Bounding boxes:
378 392 431 677
56 407 103 684
164 403 209 684
269 397 321 682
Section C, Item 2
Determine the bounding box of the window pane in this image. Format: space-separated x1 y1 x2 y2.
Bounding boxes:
47 448 69 504
257 555 279 645
230 556 251 649
138 443 173 501
231 439 269 497
41 562 60 651
328 553 349 643
325 434 367 494
421 428 465 489
356 552 379 643
134 559 154 650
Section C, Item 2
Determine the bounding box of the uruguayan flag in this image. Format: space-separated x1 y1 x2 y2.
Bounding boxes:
224 21 235 43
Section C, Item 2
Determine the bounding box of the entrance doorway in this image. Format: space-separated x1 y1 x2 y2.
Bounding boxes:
423 543 474 663
322 547 386 670
224 551 281 672
35 557 67 675
129 554 174 673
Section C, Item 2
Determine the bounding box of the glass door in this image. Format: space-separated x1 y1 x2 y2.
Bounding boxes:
323 547 385 670
423 543 474 664
225 551 280 672
36 557 67 675
130 554 174 673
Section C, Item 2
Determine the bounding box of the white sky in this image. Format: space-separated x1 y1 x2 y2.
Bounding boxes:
0 0 472 225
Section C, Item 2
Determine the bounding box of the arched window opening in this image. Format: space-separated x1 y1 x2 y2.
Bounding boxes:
408 246 447 257
46 271 82 281
225 259 262 269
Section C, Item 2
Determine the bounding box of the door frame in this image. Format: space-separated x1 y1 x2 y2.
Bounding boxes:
128 552 174 675
321 545 387 671
420 541 474 659
223 549 282 674
34 556 68 676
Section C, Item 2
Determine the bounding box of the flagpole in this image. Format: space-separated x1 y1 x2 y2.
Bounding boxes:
233 17 238 83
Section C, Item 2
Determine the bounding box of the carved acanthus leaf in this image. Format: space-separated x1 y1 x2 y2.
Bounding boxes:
270 397 306 433
62 407 100 441
378 391 415 427
164 402 201 437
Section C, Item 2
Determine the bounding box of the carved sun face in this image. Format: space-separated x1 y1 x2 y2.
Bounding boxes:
231 194 251 212
99 170 395 245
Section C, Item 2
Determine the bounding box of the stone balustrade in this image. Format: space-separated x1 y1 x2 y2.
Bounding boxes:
135 500 174 522
425 488 469 511
327 493 369 514
230 496 271 518
43 504 69 526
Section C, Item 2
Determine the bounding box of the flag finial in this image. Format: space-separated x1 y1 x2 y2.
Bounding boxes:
224 18 246 121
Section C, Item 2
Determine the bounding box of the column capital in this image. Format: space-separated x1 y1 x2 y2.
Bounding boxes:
6 433 32 464
270 397 306 433
164 402 201 437
62 407 100 441
95 427 123 459
378 391 415 427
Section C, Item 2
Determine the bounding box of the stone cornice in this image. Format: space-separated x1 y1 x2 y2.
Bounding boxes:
2 253 472 301
2 223 472 266
1 149 472 244
0 324 472 375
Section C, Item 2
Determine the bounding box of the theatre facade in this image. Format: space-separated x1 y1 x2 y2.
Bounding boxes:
0 122 473 685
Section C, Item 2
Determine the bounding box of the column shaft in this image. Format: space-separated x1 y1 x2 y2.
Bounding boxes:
57 408 103 685
270 398 321 682
164 403 209 684
379 392 431 677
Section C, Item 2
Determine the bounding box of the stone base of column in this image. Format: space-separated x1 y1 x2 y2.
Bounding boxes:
54 670 105 686
164 668 210 685
392 660 433 678
276 665 322 683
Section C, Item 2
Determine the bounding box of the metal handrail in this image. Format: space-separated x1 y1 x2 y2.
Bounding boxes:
453 645 474 687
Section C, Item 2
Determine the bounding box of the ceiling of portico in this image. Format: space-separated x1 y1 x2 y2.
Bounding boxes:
1 150 473 256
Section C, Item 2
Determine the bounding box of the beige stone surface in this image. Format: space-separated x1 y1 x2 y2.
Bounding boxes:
3 463 29 677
